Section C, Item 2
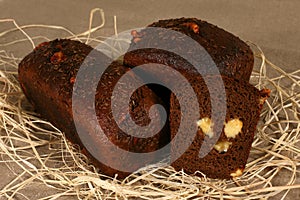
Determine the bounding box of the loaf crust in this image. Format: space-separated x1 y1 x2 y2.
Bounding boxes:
124 17 254 81
19 39 94 145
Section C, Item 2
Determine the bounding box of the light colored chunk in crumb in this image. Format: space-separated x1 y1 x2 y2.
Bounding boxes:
230 168 244 177
224 119 243 138
214 141 232 153
197 117 214 138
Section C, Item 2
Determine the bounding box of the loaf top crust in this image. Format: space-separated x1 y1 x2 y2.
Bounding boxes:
125 17 254 81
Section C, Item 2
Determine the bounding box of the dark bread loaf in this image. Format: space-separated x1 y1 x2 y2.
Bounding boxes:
18 39 169 178
122 18 269 179
124 17 254 81
170 75 270 179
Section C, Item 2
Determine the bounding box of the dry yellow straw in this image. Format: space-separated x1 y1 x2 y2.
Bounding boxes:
0 8 299 200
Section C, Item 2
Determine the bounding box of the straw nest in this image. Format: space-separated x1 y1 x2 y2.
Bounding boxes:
0 8 299 200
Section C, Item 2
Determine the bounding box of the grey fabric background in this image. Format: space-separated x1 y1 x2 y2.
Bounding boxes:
0 0 299 199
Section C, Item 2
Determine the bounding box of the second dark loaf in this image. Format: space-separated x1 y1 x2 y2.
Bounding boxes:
122 18 269 179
